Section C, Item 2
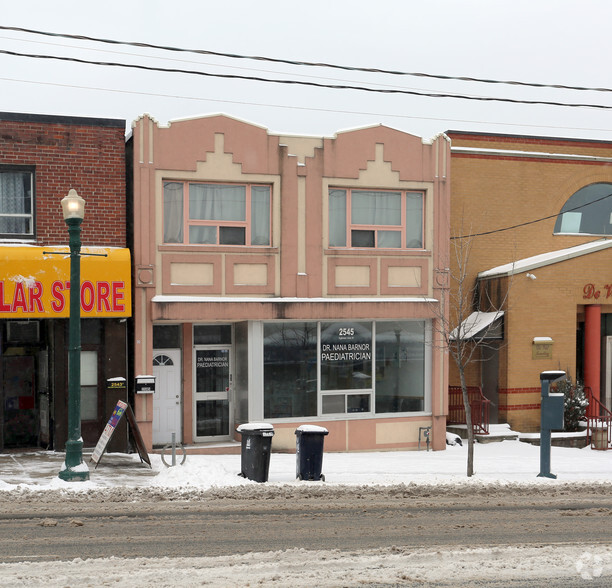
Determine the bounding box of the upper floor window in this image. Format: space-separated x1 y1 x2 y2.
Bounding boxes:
0 167 34 239
163 181 271 246
554 182 612 236
329 188 423 249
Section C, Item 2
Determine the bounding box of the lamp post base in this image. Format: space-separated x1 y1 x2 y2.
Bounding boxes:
59 467 90 482
59 439 90 482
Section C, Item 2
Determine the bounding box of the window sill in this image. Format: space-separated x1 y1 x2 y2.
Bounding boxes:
325 248 430 257
159 244 279 254
0 237 36 243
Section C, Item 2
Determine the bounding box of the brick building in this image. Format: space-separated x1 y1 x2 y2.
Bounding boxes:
129 114 450 452
0 112 131 451
448 130 612 431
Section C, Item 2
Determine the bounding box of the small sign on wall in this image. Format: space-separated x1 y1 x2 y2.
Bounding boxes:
532 337 553 360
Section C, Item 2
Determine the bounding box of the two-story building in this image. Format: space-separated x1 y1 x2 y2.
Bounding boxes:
130 114 451 452
0 112 131 451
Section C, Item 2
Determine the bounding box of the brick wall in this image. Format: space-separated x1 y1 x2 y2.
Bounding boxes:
0 114 126 246
448 131 612 430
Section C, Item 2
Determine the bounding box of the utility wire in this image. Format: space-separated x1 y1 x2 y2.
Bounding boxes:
2 48 612 110
2 24 612 94
4 75 610 136
452 192 612 239
0 33 447 92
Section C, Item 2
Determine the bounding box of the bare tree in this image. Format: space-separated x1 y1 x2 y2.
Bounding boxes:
432 233 509 477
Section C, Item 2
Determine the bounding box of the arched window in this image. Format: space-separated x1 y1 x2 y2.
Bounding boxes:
554 182 612 235
153 354 174 366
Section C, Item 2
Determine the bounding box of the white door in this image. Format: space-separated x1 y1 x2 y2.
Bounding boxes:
152 349 181 445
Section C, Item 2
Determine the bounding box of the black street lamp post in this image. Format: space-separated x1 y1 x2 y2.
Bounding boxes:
58 189 89 482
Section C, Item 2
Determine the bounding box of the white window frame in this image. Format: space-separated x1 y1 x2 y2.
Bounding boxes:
0 167 34 240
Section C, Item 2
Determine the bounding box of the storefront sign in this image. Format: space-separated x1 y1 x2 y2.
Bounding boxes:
0 246 131 318
196 352 229 369
321 343 372 362
583 283 612 300
321 325 372 362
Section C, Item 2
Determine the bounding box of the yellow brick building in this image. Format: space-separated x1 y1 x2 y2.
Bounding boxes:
448 131 612 431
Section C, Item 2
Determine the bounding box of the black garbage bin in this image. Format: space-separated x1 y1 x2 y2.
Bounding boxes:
295 425 328 481
236 423 274 482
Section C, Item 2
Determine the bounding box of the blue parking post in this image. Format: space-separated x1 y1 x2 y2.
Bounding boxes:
538 370 566 479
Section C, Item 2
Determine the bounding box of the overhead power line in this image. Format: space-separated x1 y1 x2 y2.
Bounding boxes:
452 192 612 239
3 75 610 136
2 24 612 94
2 48 612 111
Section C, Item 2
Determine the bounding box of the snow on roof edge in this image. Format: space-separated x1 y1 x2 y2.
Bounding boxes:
478 239 612 279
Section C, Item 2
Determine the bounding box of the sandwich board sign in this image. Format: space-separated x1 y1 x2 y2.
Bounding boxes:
90 400 151 469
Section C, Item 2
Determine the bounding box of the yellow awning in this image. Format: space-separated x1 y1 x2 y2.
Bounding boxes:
0 246 131 318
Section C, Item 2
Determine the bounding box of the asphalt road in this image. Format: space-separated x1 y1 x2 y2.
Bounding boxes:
1 484 611 563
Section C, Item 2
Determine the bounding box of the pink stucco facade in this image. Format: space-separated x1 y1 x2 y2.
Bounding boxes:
131 113 450 452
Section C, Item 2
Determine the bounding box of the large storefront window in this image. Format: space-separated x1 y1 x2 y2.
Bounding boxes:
375 321 425 413
321 321 372 414
264 323 317 419
263 320 427 419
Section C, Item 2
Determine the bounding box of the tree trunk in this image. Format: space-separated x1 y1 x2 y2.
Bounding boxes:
459 367 474 477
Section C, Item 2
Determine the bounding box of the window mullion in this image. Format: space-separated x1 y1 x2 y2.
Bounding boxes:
245 185 251 246
346 189 352 248
183 181 190 244
401 191 407 248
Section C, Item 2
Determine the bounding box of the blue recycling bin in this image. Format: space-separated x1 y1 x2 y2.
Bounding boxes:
295 425 328 481
236 423 274 482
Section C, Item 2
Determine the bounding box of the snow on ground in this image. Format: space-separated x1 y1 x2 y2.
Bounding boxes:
2 429 612 586
1 544 612 587
2 425 611 492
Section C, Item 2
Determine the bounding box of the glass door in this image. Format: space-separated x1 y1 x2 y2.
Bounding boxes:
193 346 232 441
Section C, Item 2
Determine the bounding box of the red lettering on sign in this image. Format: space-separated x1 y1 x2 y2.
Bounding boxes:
97 281 111 312
0 282 11 312
51 281 66 312
81 281 95 312
583 283 600 299
112 281 125 312
28 281 44 313
1 278 127 316
12 282 28 312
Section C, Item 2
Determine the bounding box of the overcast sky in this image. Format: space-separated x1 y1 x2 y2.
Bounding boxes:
2 1 611 141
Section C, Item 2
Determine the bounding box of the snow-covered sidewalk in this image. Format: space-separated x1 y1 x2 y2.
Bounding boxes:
2 429 611 492
2 431 612 587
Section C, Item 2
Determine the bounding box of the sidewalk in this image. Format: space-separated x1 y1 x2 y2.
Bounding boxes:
0 450 158 487
2 433 612 491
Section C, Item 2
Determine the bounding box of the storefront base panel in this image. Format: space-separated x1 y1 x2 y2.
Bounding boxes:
269 416 443 452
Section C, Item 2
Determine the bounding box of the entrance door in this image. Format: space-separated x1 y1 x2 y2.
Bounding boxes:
152 349 181 445
481 344 499 424
193 347 232 441
1 356 36 449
